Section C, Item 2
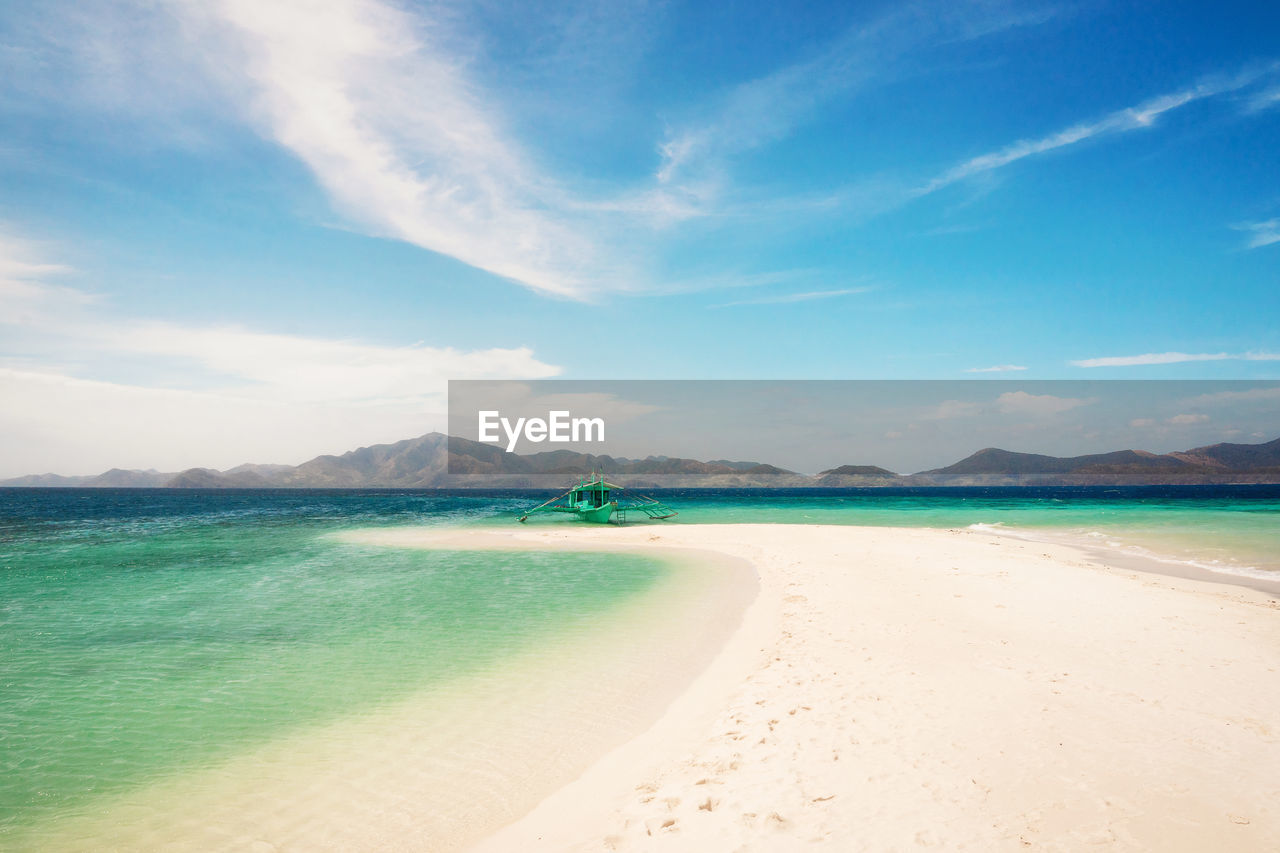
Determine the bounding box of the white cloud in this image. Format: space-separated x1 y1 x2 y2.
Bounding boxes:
964 364 1027 373
0 366 438 476
654 3 1057 191
1071 351 1280 367
1074 351 1231 367
13 3 1278 304
1246 85 1280 113
0 231 97 325
0 233 74 281
105 322 557 403
653 47 1280 244
656 133 700 185
6 0 621 298
168 0 619 299
1129 418 1155 427
714 286 873 307
995 391 1093 416
0 236 562 477
1168 413 1209 424
1233 218 1280 249
0 320 560 477
2 282 560 406
916 66 1277 197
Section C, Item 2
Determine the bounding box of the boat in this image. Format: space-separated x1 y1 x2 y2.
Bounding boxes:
517 472 677 524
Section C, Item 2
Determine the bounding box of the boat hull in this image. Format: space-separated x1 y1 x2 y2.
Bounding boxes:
578 502 616 523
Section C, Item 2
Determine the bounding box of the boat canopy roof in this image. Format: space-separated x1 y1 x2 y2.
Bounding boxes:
572 473 621 490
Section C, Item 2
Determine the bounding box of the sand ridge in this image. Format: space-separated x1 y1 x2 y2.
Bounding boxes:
460 523 1280 852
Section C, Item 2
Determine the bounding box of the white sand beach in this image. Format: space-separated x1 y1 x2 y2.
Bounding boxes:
442 523 1280 852
32 523 1278 852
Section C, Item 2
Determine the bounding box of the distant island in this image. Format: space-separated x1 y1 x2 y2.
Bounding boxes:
5 434 1280 488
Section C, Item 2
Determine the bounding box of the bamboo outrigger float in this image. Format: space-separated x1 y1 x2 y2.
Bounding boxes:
517 472 677 524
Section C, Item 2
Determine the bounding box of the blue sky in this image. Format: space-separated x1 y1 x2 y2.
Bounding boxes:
1 0 1278 474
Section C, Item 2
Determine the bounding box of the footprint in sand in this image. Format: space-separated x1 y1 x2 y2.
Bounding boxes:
645 817 679 836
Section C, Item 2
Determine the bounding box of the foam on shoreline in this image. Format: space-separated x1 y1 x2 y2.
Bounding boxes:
965 520 1280 594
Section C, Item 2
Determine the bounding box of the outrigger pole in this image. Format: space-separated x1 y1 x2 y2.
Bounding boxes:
516 488 573 523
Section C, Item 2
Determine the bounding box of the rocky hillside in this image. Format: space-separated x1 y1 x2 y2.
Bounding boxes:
5 434 1279 488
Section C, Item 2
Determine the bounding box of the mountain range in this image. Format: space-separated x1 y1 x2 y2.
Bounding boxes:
5 433 1280 488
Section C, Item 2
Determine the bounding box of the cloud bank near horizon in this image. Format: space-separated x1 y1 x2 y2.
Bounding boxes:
0 232 560 476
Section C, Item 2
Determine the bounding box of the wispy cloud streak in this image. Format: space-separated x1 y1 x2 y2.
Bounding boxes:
653 13 1279 243
964 364 1027 373
714 286 873 307
1234 218 1280 249
915 65 1279 197
656 3 1058 190
0 230 97 325
1072 351 1280 367
1245 84 1280 113
0 233 73 282
7 2 1280 304
185 0 604 298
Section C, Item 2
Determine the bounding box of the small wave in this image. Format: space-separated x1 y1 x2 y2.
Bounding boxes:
965 522 1045 543
966 522 1276 584
1095 541 1276 584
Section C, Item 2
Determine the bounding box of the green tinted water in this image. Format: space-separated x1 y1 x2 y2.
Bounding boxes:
3 486 1277 844
0 502 666 842
518 488 1280 578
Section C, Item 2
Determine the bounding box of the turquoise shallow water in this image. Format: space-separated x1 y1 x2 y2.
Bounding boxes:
643 486 1280 577
506 485 1280 576
0 490 667 842
1 485 1277 843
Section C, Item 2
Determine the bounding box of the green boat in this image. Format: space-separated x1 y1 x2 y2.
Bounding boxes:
517 472 677 524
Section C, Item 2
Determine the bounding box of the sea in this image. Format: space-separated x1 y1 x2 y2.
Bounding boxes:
1 485 1277 848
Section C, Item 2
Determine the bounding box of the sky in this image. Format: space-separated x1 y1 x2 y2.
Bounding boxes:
1 0 1278 476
